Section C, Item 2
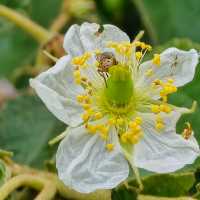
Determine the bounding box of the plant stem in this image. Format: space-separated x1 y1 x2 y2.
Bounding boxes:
48 129 68 146
122 147 144 191
0 174 56 200
0 4 53 44
4 158 111 200
0 149 13 158
132 0 158 44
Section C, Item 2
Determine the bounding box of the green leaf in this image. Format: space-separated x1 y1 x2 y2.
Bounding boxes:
140 173 195 197
0 28 38 76
133 0 200 43
138 195 196 200
121 173 195 198
112 185 138 200
0 95 65 168
0 1 62 77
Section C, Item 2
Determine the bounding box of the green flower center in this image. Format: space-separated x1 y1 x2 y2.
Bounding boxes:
105 65 134 106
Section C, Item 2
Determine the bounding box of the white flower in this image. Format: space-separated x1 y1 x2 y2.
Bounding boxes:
30 22 200 193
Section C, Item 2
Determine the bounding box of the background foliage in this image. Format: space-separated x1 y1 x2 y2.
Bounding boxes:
0 0 200 199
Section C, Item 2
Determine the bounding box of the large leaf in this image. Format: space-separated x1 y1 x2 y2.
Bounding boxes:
133 0 200 43
141 173 195 197
113 173 195 199
0 95 65 168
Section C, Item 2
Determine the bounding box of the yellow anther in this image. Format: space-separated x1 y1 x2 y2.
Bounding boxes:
152 54 161 66
76 95 85 103
129 121 138 129
84 95 90 102
134 41 141 47
94 112 103 120
145 69 154 77
108 118 116 125
121 133 128 143
100 126 109 135
155 122 165 131
171 86 177 93
72 52 91 67
82 103 91 110
75 78 81 84
116 118 124 125
156 114 163 123
135 51 142 60
151 105 160 113
135 117 142 125
106 143 114 152
134 125 141 132
140 42 146 49
82 112 90 122
86 124 97 134
160 104 172 113
87 108 94 115
167 78 174 84
73 70 81 78
146 44 152 51
130 134 140 144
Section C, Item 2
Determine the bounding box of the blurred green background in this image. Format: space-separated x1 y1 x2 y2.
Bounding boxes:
0 0 200 199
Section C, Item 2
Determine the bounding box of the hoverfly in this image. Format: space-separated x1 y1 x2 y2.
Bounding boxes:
95 52 118 73
95 52 118 87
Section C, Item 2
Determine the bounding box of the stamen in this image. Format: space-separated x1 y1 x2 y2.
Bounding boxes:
71 52 91 67
121 117 143 144
135 51 142 61
152 54 161 66
106 143 114 151
155 114 165 131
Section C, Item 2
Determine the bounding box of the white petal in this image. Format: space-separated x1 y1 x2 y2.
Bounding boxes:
134 108 200 173
56 125 129 193
138 48 198 87
63 23 130 56
80 23 130 52
30 56 84 127
63 24 84 56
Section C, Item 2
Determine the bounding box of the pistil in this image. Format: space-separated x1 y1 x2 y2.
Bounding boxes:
105 65 134 106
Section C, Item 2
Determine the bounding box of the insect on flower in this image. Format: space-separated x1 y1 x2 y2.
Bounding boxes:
30 23 200 193
96 52 118 86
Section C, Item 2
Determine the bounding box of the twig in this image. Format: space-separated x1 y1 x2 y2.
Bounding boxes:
0 5 53 44
3 158 111 200
0 174 57 200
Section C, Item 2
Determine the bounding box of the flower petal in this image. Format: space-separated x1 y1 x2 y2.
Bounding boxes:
134 108 200 173
63 23 130 56
30 56 84 127
63 24 85 56
56 125 129 193
138 48 198 87
80 22 130 52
